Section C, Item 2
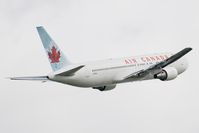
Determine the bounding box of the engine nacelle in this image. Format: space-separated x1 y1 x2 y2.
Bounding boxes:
154 67 178 81
93 84 116 91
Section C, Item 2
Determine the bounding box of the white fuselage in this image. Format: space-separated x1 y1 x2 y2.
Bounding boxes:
48 53 188 87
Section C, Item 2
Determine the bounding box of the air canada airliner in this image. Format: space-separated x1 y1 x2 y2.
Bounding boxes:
10 26 192 91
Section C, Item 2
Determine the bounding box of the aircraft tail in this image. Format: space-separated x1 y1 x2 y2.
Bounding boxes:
36 26 71 71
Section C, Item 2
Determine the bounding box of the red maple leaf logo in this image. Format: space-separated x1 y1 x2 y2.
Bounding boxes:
48 46 61 63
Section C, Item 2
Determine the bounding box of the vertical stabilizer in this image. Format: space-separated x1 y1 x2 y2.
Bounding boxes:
36 26 71 71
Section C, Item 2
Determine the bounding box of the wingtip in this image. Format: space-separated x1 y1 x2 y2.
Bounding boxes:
186 47 192 50
189 47 192 51
185 47 193 53
36 26 44 30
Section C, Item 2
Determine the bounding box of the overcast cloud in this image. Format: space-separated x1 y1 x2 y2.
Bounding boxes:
0 0 199 133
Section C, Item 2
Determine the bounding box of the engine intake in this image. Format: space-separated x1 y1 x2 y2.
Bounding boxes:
154 67 178 81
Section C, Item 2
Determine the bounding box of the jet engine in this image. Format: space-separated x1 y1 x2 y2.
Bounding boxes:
93 84 116 91
154 67 178 81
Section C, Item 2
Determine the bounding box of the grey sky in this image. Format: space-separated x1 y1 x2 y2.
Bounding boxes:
0 0 199 133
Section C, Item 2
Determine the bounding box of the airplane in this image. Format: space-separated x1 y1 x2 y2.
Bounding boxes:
10 26 192 91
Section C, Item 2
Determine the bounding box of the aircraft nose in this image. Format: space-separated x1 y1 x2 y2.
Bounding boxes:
179 58 188 74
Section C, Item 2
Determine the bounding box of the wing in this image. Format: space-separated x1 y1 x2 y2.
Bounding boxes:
10 76 49 81
123 47 192 80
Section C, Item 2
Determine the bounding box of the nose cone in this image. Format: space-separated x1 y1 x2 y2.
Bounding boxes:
178 58 189 74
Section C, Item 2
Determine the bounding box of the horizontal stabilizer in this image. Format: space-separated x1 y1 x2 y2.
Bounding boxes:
55 65 85 76
10 76 48 81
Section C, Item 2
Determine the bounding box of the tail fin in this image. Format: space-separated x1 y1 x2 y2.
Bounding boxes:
36 26 71 71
